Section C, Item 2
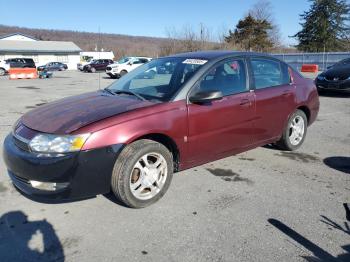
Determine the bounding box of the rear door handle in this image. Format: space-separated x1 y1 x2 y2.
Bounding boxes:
282 90 291 97
240 99 251 106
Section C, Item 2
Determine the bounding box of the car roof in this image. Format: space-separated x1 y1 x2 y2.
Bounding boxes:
166 50 272 60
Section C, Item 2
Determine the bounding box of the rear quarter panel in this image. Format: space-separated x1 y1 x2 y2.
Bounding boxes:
291 70 320 125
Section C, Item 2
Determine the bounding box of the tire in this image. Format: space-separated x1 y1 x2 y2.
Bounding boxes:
120 70 127 77
90 67 96 73
276 109 308 151
111 139 173 208
0 68 5 76
148 70 156 79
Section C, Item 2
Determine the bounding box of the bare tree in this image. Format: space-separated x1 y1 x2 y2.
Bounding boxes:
160 23 219 56
249 0 282 48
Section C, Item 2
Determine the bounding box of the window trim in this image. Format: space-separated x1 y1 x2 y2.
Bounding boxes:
248 56 290 90
186 56 250 103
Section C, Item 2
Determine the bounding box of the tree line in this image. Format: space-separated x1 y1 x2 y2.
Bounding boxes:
161 0 350 55
0 0 349 59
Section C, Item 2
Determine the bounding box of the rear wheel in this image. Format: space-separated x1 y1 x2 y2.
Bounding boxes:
90 67 96 73
0 68 5 76
111 139 173 208
276 109 307 151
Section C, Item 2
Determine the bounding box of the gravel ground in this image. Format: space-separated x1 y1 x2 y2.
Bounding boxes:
0 71 349 262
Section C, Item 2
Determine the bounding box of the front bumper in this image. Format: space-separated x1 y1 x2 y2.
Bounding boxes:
315 79 350 92
106 71 119 78
3 134 124 200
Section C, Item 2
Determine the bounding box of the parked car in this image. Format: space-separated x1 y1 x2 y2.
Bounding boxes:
83 59 113 73
77 58 95 71
37 62 68 71
315 58 350 93
5 58 36 68
106 57 152 78
3 51 319 208
0 60 10 76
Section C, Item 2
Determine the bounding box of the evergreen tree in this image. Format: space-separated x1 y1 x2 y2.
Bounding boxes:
294 0 350 52
225 14 273 51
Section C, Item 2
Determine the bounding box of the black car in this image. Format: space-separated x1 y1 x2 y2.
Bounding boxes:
83 59 113 73
315 58 350 93
6 58 36 68
37 62 68 71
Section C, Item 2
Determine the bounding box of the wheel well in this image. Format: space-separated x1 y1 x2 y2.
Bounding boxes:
297 106 310 123
133 133 180 172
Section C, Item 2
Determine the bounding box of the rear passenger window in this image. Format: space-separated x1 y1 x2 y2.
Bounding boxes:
196 58 247 96
251 59 286 89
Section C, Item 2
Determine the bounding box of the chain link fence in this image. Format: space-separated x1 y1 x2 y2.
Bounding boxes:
270 52 350 71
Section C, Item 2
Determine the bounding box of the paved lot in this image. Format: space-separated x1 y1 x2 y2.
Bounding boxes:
0 71 349 262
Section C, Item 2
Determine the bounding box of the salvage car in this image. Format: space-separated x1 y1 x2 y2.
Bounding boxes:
37 62 68 71
83 59 113 73
3 51 319 208
5 58 36 68
106 57 152 78
315 58 350 93
0 59 10 76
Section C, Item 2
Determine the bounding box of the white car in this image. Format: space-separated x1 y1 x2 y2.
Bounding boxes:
106 57 152 78
77 59 96 71
0 60 10 76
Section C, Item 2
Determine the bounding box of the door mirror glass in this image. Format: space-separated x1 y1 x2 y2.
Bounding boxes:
189 90 223 104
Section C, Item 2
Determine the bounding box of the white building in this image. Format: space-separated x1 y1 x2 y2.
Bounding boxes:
80 51 115 61
0 33 81 70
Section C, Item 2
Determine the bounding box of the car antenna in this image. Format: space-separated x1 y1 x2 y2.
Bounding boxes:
98 26 101 90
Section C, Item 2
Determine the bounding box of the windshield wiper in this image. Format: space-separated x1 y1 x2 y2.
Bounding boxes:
103 88 115 95
113 90 146 101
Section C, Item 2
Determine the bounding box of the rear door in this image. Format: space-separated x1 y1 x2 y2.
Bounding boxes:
187 57 255 163
249 57 295 143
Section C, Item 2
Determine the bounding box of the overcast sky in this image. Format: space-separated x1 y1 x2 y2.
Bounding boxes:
0 0 312 45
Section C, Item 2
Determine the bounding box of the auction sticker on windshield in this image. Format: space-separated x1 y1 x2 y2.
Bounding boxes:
182 59 208 65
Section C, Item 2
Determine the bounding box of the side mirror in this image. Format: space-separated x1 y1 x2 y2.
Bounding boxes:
189 90 223 104
128 62 133 66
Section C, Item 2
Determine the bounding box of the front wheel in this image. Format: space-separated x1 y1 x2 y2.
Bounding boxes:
120 70 127 77
276 109 307 151
111 139 173 208
0 68 5 76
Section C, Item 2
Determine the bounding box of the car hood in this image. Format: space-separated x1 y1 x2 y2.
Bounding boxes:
323 64 350 79
21 91 153 134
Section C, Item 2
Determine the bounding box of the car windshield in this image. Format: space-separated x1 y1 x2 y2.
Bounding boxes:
106 57 207 102
117 57 131 64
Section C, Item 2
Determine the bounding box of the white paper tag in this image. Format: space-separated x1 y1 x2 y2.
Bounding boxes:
182 59 208 65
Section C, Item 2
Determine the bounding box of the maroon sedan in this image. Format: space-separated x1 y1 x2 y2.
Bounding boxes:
3 51 319 208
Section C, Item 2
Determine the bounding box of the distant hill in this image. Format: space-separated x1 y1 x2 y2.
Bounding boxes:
0 24 170 59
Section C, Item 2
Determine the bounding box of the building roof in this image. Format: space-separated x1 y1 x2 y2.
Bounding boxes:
0 40 82 53
0 32 38 41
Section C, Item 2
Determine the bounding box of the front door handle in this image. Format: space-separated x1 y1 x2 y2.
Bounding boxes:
240 99 251 106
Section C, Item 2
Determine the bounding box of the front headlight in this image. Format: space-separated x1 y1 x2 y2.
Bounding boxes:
317 75 325 81
29 134 90 153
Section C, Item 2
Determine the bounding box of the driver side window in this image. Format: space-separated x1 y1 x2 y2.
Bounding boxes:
196 58 247 96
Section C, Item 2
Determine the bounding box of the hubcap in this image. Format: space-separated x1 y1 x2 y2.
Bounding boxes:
129 152 167 200
289 115 305 146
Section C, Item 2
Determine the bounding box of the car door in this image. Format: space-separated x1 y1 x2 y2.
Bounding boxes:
249 57 295 144
187 58 255 163
130 59 143 71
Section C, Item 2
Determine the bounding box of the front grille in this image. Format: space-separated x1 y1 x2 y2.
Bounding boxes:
13 135 30 151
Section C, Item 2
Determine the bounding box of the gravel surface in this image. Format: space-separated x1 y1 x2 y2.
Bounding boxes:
0 71 349 262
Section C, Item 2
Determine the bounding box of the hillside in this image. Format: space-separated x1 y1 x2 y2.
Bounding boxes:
0 25 170 58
